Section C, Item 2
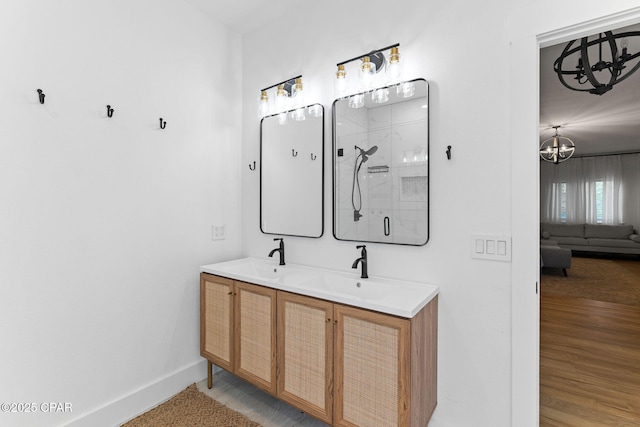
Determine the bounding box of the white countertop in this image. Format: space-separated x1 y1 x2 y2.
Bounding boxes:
200 257 438 318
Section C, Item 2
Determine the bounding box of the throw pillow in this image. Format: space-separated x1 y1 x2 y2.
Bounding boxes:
541 231 550 239
630 234 640 243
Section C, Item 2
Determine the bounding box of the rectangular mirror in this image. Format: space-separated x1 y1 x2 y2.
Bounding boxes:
261 104 324 237
333 79 428 245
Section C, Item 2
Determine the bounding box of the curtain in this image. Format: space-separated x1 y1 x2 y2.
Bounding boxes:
540 154 635 225
621 154 640 228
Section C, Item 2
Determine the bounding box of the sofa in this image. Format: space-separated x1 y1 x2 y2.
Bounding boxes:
540 240 572 276
540 223 640 255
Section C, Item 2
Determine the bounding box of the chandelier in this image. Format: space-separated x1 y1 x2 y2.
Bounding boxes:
539 126 575 164
554 30 640 95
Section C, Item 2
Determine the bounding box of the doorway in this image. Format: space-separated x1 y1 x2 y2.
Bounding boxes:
537 19 640 427
509 6 640 426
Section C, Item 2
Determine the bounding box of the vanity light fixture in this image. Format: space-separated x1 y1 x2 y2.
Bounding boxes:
257 75 302 119
539 126 576 164
335 43 408 105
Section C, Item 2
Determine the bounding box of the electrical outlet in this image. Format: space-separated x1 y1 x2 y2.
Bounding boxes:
212 225 226 240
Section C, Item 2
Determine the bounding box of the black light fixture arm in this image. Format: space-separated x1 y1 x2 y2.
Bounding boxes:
336 43 400 67
260 75 302 93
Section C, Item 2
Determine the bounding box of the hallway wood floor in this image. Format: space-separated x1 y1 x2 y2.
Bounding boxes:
540 294 640 426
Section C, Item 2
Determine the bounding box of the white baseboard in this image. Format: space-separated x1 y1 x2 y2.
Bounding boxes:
65 360 207 427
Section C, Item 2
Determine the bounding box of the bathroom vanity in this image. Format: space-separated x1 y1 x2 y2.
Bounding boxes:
200 258 438 426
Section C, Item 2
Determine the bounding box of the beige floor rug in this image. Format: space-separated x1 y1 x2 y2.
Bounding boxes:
541 255 640 306
122 384 261 427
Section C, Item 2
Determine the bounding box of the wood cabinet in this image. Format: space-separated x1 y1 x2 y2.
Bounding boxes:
333 300 438 427
200 272 437 427
277 291 334 424
201 274 234 372
200 274 277 394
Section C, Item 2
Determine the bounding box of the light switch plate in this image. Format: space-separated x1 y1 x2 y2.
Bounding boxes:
212 225 226 240
471 234 511 262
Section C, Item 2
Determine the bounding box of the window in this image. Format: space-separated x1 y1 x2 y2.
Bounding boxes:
595 181 604 224
550 180 608 224
541 154 631 226
560 182 567 222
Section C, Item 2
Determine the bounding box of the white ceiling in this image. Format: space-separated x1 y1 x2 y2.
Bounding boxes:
183 0 299 34
540 23 640 156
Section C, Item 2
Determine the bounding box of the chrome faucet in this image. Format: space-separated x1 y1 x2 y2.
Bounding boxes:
268 238 285 266
351 245 368 278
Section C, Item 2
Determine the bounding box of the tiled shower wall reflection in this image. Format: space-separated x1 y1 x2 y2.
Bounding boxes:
335 96 427 244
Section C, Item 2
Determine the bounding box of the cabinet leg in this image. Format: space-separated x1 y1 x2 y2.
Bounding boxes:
207 360 213 389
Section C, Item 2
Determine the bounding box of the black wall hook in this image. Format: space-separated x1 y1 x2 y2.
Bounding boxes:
159 118 166 129
249 161 256 171
310 153 317 160
446 145 452 160
107 105 114 118
37 89 45 104
292 149 298 157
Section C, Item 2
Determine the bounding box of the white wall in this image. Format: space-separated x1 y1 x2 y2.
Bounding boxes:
0 1 242 426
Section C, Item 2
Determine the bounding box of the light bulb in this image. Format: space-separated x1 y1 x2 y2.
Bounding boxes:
292 78 303 96
291 107 306 121
397 81 415 98
360 56 375 89
335 64 347 98
277 111 288 125
371 88 389 103
292 78 304 107
348 93 364 109
258 90 269 118
620 37 629 59
386 47 402 83
275 84 288 112
307 104 322 118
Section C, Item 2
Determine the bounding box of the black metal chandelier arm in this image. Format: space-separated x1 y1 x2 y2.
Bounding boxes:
557 31 616 60
554 62 594 93
553 41 590 92
607 59 640 86
579 34 618 94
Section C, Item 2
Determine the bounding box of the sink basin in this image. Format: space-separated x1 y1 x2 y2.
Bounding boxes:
220 260 292 280
201 257 438 318
295 275 394 301
204 258 313 285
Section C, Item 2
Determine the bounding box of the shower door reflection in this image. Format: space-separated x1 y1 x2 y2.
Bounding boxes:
332 79 429 245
